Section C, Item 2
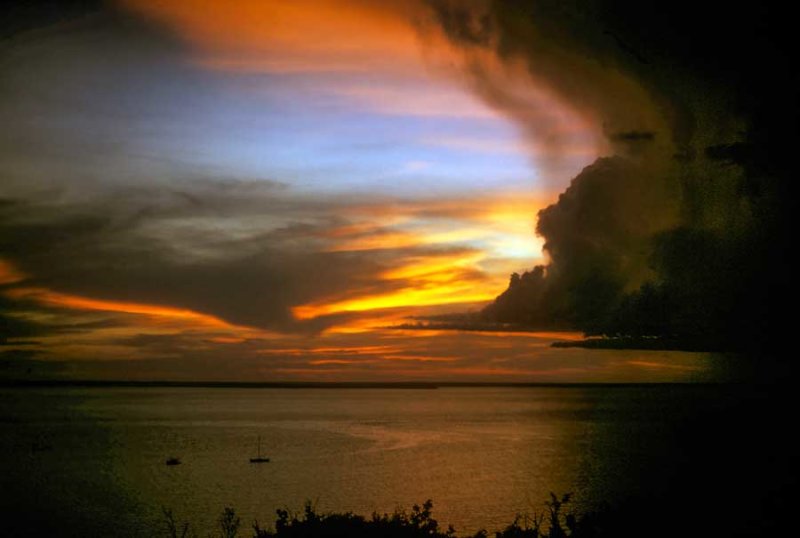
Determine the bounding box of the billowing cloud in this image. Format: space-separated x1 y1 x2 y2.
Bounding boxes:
431 1 793 358
480 156 679 330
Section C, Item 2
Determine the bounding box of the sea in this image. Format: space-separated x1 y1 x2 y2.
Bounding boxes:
0 384 791 537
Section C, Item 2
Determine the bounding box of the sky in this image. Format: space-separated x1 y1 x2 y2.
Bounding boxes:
0 0 727 382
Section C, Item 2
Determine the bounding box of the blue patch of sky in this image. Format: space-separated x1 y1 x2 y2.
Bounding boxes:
14 28 536 199
132 75 537 196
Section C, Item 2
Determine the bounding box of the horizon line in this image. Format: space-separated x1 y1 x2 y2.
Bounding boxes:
0 379 733 389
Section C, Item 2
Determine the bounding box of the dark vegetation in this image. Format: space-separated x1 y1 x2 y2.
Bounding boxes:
165 494 608 538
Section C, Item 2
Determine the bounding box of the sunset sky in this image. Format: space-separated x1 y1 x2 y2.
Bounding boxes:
0 0 722 381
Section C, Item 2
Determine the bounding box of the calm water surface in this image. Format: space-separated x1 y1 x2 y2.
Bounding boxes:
0 386 724 536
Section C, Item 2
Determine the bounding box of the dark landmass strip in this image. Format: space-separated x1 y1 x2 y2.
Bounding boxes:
551 336 725 352
0 380 440 389
0 379 730 389
389 321 551 333
392 322 726 353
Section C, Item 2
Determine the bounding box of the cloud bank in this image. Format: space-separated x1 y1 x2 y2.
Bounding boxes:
430 0 796 357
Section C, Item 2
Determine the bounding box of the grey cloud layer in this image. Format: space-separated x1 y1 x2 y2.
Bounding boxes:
0 8 491 340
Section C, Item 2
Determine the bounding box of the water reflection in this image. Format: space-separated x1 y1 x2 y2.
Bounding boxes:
1 385 785 536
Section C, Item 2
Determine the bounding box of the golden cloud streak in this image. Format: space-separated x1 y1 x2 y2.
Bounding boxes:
292 250 495 321
293 285 494 320
257 344 403 356
0 259 27 285
626 360 703 371
5 286 236 329
121 0 428 75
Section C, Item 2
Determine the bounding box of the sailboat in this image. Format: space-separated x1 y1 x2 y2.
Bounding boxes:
249 435 270 463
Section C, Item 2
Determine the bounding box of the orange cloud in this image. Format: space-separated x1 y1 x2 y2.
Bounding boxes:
308 359 376 365
324 231 420 253
292 251 495 320
293 285 493 320
381 355 456 362
0 259 26 285
207 336 247 344
5 286 237 329
119 0 599 162
322 195 549 267
257 344 403 357
121 0 429 74
288 196 554 327
626 360 703 371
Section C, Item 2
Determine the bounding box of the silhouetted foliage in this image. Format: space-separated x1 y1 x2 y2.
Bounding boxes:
219 507 242 538
162 507 195 538
200 494 605 538
252 499 456 538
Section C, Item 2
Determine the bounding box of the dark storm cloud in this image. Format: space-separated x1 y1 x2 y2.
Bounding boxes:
427 0 492 46
536 157 678 281
2 0 102 39
430 1 797 355
479 156 679 332
426 0 675 160
609 131 655 143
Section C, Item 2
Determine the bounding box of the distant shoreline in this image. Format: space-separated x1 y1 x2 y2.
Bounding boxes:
393 324 726 353
0 379 729 389
551 337 723 352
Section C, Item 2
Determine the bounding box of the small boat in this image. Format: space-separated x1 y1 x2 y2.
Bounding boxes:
249 435 270 463
166 457 181 466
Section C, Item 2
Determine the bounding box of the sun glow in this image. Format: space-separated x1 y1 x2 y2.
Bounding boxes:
292 251 498 320
292 285 495 320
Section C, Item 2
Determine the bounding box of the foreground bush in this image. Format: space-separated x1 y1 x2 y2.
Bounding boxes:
166 493 604 538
